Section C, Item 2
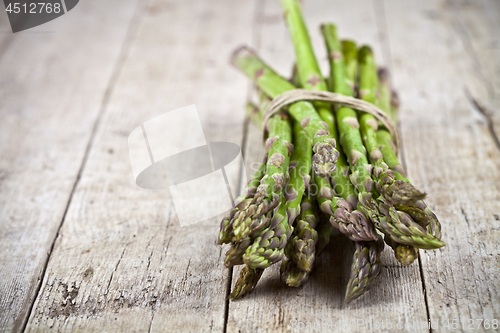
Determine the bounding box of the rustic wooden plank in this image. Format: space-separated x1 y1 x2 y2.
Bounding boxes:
226 1 430 332
24 0 258 331
0 1 139 331
451 0 500 145
383 0 500 329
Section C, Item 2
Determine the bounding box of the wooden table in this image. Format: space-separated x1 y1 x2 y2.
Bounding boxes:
0 0 499 332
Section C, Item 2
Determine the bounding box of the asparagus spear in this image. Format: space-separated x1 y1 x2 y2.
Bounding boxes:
292 57 339 250
376 130 442 239
314 213 335 256
372 69 417 264
332 42 391 292
384 236 418 266
280 260 310 288
280 0 338 155
280 80 317 286
221 90 282 246
377 68 401 124
285 121 312 224
321 24 381 238
238 113 294 269
372 63 443 250
345 238 384 303
218 158 267 244
376 68 395 123
316 111 377 241
224 236 252 267
243 193 291 269
342 40 358 94
279 0 337 175
356 46 443 250
281 193 319 287
287 193 319 272
224 112 293 267
230 266 265 299
231 46 339 179
376 204 444 249
358 46 425 207
230 112 293 242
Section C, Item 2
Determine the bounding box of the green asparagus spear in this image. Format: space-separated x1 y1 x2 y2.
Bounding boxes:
230 112 293 242
239 113 294 269
376 68 395 123
285 121 312 224
384 236 418 266
314 213 335 256
358 46 425 207
342 40 358 93
243 194 292 269
373 69 418 264
280 0 339 167
230 265 265 299
312 101 376 242
376 204 444 249
345 238 384 303
280 260 310 288
321 24 381 239
376 130 442 239
355 46 443 249
373 63 443 246
287 193 319 272
224 112 293 267
224 236 252 267
376 68 400 124
281 193 319 287
219 158 267 244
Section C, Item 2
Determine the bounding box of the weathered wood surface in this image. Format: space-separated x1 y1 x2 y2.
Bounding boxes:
453 0 500 143
0 1 139 331
384 0 500 328
0 0 498 332
24 0 256 332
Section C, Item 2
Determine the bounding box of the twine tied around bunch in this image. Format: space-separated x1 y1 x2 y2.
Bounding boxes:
261 89 400 155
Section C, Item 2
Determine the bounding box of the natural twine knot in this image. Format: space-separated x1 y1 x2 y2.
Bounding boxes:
261 89 400 155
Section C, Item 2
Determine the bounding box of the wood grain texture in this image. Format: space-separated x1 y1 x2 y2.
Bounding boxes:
454 0 500 149
24 0 257 331
0 1 139 331
226 1 429 332
383 0 500 329
0 0 498 332
451 0 500 146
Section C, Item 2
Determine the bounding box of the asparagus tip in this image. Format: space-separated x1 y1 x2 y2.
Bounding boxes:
230 45 255 66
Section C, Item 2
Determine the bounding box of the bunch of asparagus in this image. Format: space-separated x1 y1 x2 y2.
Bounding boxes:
218 0 444 303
